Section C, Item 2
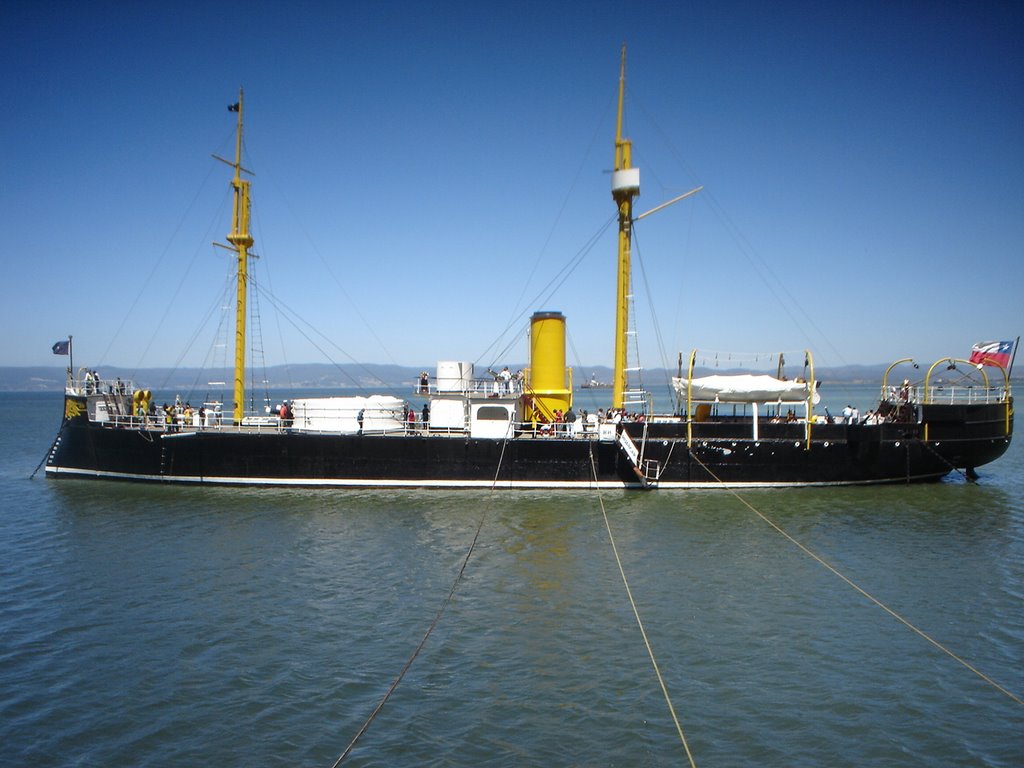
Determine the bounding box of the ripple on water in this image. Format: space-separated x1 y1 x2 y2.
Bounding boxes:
0 428 1021 766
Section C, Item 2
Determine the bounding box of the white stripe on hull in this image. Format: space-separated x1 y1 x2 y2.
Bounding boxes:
45 465 945 489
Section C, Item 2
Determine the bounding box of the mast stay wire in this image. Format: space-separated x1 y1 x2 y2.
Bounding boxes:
254 282 402 396
477 215 616 368
630 225 677 393
247 161 295 390
258 162 403 370
587 446 698 767
129 190 231 385
687 451 1023 708
163 145 406 398
628 92 852 370
153 262 236 393
246 270 274 410
329 439 512 766
500 89 619 334
257 151 608 390
185 284 236 402
97 133 230 371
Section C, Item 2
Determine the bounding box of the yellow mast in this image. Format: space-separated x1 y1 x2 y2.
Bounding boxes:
611 46 639 411
225 88 254 424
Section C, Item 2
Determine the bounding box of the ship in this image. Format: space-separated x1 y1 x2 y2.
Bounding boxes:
581 375 612 389
45 49 1014 489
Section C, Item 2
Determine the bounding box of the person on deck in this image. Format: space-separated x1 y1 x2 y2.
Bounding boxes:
565 407 577 435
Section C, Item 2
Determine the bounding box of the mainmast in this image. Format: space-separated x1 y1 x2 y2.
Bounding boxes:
225 88 254 424
610 46 640 411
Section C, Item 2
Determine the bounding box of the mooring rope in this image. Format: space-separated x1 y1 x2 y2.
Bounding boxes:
31 419 67 479
328 438 511 766
689 450 1023 707
912 437 970 481
588 446 698 767
29 449 50 480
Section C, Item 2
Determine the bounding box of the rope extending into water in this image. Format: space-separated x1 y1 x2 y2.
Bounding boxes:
913 437 970 481
328 439 511 766
689 451 1024 707
588 447 698 767
29 450 49 479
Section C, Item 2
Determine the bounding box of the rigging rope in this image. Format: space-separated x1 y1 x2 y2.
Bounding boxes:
158 275 236 394
328 438 512 766
588 446 698 767
912 437 970 482
687 450 1023 707
477 216 616 368
29 443 53 479
254 284 402 397
98 159 224 370
630 91 850 370
502 88 617 334
261 167 403 369
248 206 295 390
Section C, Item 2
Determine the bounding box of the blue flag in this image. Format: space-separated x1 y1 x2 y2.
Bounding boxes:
52 340 70 355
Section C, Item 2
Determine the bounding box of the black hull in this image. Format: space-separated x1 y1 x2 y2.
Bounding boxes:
45 399 1012 489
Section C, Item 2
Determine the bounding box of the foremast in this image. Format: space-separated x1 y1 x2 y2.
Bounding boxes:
611 46 640 411
224 89 254 424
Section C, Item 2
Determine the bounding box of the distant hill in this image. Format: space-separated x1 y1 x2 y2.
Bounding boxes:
0 361 984 393
0 364 431 393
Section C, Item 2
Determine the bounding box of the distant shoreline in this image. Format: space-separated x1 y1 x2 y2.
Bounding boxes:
3 364 1016 393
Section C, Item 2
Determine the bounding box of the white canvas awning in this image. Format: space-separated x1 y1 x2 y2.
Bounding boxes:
672 374 819 404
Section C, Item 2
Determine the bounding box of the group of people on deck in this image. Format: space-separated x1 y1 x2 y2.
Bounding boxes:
83 371 129 395
536 407 576 435
159 398 214 431
766 404 888 426
533 406 643 435
599 408 645 424
487 366 524 395
841 404 887 426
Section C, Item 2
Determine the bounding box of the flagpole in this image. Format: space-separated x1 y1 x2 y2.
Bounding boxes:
68 335 74 388
1008 335 1020 381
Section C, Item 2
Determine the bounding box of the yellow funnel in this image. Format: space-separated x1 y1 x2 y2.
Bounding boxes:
528 311 572 421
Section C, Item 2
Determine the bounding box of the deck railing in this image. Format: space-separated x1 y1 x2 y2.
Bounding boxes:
96 412 621 440
414 376 525 398
881 384 1010 406
68 373 134 397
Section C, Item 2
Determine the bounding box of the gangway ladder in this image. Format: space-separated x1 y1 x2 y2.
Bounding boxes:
616 429 660 488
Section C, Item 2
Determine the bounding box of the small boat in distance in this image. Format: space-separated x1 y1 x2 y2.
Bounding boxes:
45 49 1014 489
581 375 611 389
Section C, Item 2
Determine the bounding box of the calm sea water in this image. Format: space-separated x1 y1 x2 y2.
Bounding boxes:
1 390 1021 766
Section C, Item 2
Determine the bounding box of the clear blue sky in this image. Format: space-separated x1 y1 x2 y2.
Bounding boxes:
3 1 1021 377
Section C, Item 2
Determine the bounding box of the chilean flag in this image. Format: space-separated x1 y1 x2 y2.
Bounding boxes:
969 340 1013 368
